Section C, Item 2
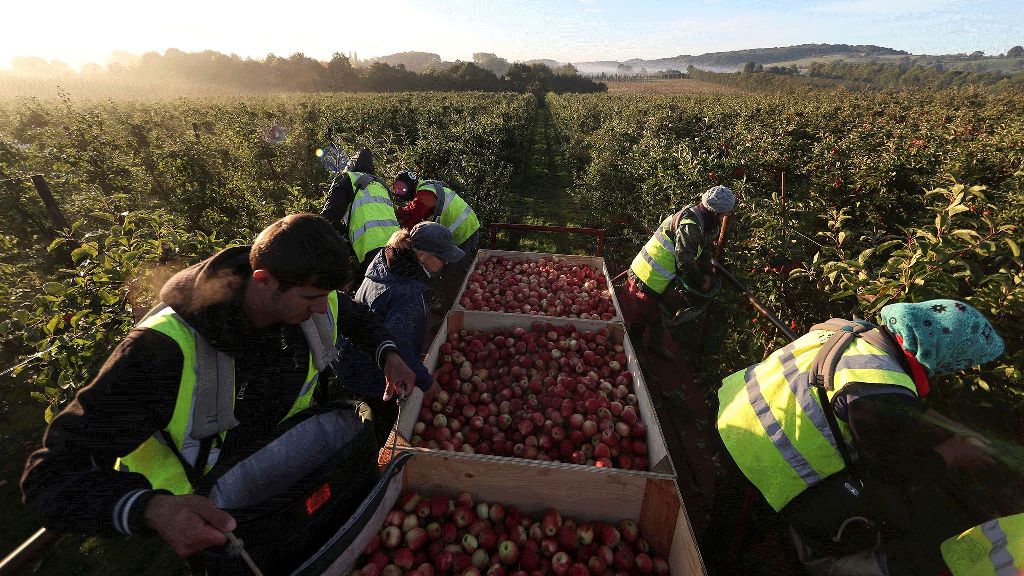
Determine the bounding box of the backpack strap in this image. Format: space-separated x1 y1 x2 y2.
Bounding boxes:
354 173 375 191
808 319 877 392
191 326 240 440
300 309 339 373
807 318 895 479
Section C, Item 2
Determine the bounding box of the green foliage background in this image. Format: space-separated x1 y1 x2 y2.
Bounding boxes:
548 89 1023 436
0 87 1021 573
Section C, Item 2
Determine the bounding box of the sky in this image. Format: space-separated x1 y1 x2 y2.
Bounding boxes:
2 0 1023 70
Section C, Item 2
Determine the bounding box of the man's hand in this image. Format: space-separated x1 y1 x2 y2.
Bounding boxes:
382 350 416 401
935 435 996 470
701 275 712 292
144 494 236 557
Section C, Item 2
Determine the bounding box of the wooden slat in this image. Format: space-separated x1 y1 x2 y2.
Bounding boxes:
670 504 707 575
404 452 647 522
639 477 683 560
325 452 704 575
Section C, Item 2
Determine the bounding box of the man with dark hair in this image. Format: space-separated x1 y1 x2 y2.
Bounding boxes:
248 213 351 290
22 213 417 566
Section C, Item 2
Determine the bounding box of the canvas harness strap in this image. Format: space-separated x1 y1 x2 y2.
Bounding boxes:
806 319 906 477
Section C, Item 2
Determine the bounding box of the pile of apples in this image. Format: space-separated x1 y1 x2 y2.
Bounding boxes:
415 322 651 471
458 257 617 320
350 491 671 576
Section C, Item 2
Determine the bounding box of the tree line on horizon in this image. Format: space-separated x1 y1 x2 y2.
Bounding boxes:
677 58 1024 93
0 49 606 95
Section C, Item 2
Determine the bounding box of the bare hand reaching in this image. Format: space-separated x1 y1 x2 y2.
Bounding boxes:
382 351 416 401
144 494 236 557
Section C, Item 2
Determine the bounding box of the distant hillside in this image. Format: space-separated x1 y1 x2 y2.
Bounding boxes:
575 43 908 75
366 51 449 73
694 43 907 67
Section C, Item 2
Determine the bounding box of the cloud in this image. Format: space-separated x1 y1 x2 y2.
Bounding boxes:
809 0 963 16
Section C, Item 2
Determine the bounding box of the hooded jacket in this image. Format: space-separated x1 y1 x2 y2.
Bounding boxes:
21 246 399 536
334 248 433 397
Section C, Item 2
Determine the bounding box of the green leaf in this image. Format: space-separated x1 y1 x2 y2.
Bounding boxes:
45 315 60 334
71 244 97 262
13 310 32 324
43 282 66 296
977 379 990 391
947 205 971 216
1006 238 1020 259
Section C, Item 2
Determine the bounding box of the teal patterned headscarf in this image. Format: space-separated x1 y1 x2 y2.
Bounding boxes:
879 299 1004 376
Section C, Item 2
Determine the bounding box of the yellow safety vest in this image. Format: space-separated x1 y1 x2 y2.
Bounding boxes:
717 328 917 512
420 181 480 246
115 292 340 495
629 206 703 294
942 513 1024 576
348 172 400 263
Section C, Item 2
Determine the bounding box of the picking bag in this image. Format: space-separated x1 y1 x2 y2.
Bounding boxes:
192 402 379 576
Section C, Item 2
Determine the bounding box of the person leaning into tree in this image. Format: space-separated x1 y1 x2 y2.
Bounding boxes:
21 214 418 563
622 185 734 360
333 222 466 446
941 512 1024 575
706 299 1014 575
392 170 481 309
319 148 401 278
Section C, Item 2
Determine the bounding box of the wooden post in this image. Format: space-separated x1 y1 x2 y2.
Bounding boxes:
779 171 787 245
30 175 68 231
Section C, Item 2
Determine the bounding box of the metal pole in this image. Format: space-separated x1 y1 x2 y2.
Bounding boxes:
0 528 59 576
780 172 787 247
711 258 798 341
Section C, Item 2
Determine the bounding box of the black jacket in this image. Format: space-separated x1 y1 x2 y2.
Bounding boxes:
21 246 399 536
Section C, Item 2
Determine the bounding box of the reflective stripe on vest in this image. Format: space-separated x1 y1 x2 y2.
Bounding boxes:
422 181 480 246
115 292 340 494
942 514 1024 576
348 172 400 262
717 328 916 511
629 205 705 294
629 214 678 294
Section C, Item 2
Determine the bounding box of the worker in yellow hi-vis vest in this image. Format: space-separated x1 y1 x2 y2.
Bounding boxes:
320 149 402 279
941 513 1024 575
623 185 734 361
21 214 420 574
392 170 482 311
704 299 1012 576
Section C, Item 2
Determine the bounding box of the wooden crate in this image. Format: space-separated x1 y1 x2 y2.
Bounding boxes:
393 310 673 476
452 249 624 323
312 451 705 575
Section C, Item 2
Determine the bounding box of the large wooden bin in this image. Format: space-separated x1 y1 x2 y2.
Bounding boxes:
393 310 673 477
453 249 625 323
302 451 705 575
